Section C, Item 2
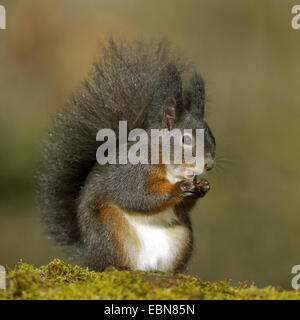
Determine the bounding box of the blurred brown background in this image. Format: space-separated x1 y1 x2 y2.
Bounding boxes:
0 0 299 289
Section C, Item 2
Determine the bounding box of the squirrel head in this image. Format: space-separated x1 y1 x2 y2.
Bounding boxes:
147 63 216 181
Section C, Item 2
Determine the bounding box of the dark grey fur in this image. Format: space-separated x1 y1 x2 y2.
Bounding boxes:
36 39 216 270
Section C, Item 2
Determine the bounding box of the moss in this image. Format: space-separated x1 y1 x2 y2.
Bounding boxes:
0 259 299 300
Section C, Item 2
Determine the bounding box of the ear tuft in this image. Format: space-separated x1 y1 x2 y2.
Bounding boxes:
161 62 183 106
150 62 183 129
163 97 177 130
184 72 205 118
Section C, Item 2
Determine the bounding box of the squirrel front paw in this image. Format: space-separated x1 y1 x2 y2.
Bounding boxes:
178 179 210 198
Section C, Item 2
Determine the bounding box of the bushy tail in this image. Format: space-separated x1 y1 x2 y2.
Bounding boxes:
36 39 187 246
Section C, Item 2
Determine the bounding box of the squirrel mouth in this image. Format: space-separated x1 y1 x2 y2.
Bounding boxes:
184 168 196 179
183 167 205 179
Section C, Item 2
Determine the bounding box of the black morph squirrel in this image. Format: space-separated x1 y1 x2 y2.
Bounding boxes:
37 39 216 273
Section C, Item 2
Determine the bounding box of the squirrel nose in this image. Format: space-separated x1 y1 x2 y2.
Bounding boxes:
204 160 215 171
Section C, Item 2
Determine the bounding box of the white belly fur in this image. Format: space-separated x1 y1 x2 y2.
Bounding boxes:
123 207 189 272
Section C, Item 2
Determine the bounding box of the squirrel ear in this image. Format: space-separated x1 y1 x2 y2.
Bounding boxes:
162 62 183 107
184 72 205 118
151 62 183 130
163 97 177 131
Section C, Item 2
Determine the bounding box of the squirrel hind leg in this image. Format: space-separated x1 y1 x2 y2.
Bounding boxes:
78 204 138 271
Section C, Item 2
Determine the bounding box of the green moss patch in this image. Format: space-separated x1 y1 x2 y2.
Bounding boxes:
0 259 299 300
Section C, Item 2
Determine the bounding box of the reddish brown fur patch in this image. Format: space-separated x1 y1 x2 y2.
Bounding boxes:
143 164 184 213
98 205 140 269
148 178 175 195
147 164 175 195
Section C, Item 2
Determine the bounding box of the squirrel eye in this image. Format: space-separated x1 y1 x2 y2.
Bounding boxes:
182 135 192 146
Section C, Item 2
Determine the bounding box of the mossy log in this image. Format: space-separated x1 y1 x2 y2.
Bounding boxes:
0 259 299 300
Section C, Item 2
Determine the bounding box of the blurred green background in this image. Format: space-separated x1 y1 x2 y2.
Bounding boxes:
0 0 299 289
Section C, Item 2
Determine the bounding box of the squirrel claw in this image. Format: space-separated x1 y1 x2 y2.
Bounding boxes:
179 179 210 198
194 179 210 196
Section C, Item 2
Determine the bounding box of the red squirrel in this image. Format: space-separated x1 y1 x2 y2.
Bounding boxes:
37 39 216 273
